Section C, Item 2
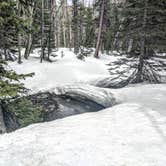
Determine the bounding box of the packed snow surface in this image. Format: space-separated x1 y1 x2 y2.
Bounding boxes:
0 84 166 166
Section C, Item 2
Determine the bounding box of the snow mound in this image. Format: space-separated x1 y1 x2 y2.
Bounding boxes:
53 84 116 107
0 84 166 166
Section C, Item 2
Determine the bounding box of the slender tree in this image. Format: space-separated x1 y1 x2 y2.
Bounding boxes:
40 0 45 63
94 0 105 58
73 0 79 54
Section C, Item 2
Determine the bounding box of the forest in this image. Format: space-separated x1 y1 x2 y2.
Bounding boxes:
0 0 166 165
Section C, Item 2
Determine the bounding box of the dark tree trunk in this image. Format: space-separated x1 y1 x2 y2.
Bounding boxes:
94 0 105 58
135 0 148 83
24 34 33 59
24 4 34 59
41 0 45 63
17 2 22 64
0 104 6 134
73 0 79 54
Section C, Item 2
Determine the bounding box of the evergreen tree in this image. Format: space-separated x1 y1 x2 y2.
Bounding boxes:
0 59 34 98
121 0 166 55
120 0 166 82
0 0 31 61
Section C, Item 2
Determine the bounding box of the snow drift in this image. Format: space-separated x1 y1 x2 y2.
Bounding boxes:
0 84 166 166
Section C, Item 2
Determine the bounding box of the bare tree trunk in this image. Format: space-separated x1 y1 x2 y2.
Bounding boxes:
127 38 133 53
24 4 34 59
0 104 6 134
65 0 71 50
48 0 54 60
135 0 148 83
24 34 32 59
17 1 22 64
41 0 45 63
52 0 58 49
73 0 79 54
18 34 22 64
94 0 105 58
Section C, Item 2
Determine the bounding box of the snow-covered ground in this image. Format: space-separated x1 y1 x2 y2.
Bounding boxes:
1 48 166 166
0 84 166 166
9 48 120 92
9 48 166 93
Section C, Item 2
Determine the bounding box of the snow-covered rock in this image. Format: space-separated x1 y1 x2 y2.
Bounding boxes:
53 84 116 108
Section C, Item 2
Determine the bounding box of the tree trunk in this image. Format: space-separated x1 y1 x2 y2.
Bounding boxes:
65 0 71 50
47 0 54 60
40 0 45 63
52 0 58 49
135 0 148 83
0 104 6 134
18 33 22 64
73 0 79 54
127 38 133 53
24 34 33 59
17 1 22 64
24 4 34 59
94 0 105 58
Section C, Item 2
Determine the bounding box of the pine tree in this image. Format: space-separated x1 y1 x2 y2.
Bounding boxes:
120 0 166 83
0 0 31 61
0 60 34 98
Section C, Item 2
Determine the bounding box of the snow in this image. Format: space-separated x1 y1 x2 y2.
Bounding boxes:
112 84 166 115
0 84 166 166
53 84 116 107
2 48 166 165
9 48 113 92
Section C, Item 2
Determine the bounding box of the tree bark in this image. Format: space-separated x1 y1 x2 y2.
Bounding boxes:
0 104 6 134
40 0 45 63
135 0 148 82
24 4 34 59
65 0 71 50
94 0 105 58
17 1 22 64
18 33 22 64
73 0 79 54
